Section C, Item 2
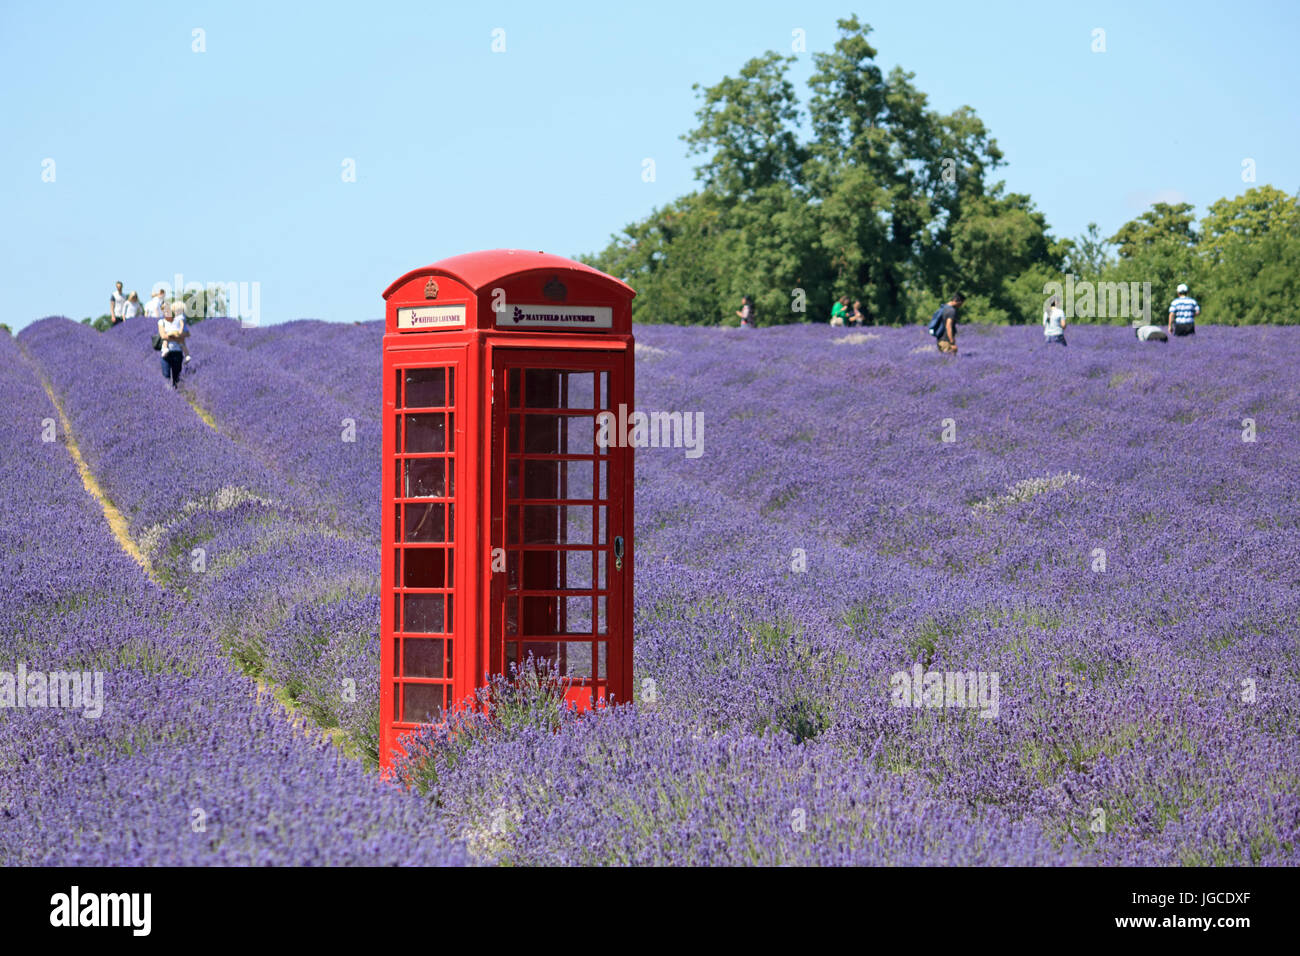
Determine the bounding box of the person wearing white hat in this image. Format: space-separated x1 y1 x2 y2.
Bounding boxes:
1168 282 1200 337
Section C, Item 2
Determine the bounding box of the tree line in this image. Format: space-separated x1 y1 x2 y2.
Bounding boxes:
583 17 1300 326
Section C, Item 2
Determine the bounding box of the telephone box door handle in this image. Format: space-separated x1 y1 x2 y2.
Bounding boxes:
613 536 625 571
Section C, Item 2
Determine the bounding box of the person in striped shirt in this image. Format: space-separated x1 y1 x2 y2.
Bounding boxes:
1167 283 1200 337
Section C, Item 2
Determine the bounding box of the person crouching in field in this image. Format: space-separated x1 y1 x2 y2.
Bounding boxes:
830 295 849 327
847 299 865 326
1043 295 1067 346
157 304 186 388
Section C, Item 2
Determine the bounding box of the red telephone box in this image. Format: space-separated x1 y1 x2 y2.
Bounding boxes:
379 250 635 768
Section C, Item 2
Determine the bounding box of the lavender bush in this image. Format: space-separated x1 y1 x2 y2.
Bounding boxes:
387 321 1296 864
19 318 383 757
11 315 1298 865
0 330 465 865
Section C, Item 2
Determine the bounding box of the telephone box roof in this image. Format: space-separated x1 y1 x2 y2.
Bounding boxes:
382 249 635 300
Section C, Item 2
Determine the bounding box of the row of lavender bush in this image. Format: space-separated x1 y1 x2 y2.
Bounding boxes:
18 315 1298 864
613 324 1300 863
391 322 1297 863
0 330 464 864
109 316 380 540
19 317 385 760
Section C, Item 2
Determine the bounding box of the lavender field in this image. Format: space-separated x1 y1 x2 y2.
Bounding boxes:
4 316 1298 866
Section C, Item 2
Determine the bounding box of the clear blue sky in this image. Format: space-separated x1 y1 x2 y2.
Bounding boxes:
3 0 1297 329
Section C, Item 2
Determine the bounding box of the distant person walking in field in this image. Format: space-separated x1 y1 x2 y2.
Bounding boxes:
1168 283 1200 337
121 291 143 321
157 303 185 385
928 293 965 354
144 288 164 319
736 294 756 328
157 305 186 387
169 300 193 363
109 281 127 326
1043 295 1067 346
830 295 850 327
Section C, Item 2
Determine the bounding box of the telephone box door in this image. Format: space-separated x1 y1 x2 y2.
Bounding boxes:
489 349 630 708
384 350 465 747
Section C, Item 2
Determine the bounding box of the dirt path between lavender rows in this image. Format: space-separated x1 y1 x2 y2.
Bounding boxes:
20 341 350 754
28 360 157 582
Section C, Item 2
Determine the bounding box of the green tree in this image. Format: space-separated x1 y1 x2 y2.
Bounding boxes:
1200 185 1297 248
950 190 1061 322
585 193 729 325
1198 186 1300 323
1063 222 1115 278
681 51 807 198
715 182 827 324
588 19 1057 327
1103 202 1201 321
805 16 1008 321
586 24 1296 328
1109 202 1198 258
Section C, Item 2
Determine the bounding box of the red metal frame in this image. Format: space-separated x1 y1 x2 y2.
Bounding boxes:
379 251 635 770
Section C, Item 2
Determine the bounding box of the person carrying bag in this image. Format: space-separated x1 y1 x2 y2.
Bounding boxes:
157 307 186 388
